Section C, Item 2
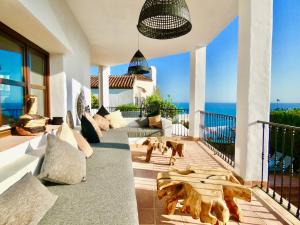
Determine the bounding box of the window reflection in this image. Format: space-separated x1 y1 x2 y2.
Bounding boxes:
0 35 23 82
30 88 44 116
30 52 45 86
0 27 48 128
0 34 24 125
0 85 24 124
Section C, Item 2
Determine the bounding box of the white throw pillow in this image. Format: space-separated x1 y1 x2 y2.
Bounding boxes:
105 110 128 129
39 135 86 185
56 123 78 149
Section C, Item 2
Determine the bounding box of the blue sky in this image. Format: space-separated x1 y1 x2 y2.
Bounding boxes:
91 0 300 103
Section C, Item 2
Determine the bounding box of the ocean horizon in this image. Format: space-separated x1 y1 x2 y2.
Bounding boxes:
174 102 300 116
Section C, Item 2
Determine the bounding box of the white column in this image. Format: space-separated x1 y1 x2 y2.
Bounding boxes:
98 65 110 107
189 47 206 138
150 66 157 89
235 0 273 182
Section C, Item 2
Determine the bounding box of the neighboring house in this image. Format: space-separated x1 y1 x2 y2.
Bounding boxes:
91 74 156 107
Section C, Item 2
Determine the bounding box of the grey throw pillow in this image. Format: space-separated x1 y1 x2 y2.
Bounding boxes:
0 173 57 225
39 134 86 184
136 117 149 128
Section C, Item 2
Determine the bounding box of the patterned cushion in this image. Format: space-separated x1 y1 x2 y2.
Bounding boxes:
39 135 86 184
93 114 110 131
72 130 93 158
105 110 128 129
81 114 102 143
0 173 57 225
97 105 110 117
56 123 78 148
148 115 162 128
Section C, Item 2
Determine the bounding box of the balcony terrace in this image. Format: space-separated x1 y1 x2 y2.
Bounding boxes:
131 137 296 225
0 0 299 224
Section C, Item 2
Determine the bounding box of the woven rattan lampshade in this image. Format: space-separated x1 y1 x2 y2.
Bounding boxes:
128 50 151 75
137 0 192 39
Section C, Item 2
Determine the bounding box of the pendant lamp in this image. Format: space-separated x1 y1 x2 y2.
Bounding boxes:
137 0 192 39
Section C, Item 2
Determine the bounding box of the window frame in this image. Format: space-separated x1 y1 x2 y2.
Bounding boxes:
0 22 50 130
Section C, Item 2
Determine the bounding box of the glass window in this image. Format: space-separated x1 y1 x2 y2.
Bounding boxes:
29 50 46 116
0 24 49 129
30 88 44 116
29 51 45 86
0 33 24 126
0 35 23 82
0 85 24 124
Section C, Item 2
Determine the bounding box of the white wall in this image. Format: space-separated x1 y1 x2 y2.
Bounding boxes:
46 0 91 123
0 0 91 124
109 89 134 107
133 80 155 99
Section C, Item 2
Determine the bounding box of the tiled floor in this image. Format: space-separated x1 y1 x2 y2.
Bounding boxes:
130 138 290 225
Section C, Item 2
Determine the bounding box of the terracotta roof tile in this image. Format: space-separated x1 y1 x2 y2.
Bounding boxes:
110 75 134 88
90 76 98 88
90 74 152 89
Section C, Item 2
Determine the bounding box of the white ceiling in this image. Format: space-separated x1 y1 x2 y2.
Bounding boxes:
66 0 238 66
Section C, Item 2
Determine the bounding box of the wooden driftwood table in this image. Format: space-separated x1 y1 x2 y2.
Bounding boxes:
157 166 252 225
142 137 184 165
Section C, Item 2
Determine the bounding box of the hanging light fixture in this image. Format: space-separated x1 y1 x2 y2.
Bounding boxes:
128 50 151 75
128 32 151 75
137 0 192 40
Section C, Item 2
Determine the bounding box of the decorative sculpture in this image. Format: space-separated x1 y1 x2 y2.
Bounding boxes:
157 166 252 224
142 137 184 165
77 90 86 120
16 95 47 136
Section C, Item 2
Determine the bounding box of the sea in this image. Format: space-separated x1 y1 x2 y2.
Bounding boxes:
174 102 300 116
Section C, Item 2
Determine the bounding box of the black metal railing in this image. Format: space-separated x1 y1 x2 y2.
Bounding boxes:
200 111 236 166
258 120 300 219
108 107 142 118
104 107 189 136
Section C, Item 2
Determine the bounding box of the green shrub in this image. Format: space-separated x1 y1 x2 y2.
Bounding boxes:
116 103 139 111
270 109 300 126
270 109 300 170
91 94 99 109
144 94 177 118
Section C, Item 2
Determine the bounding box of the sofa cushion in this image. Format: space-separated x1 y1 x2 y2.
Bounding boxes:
72 130 94 158
39 135 86 184
94 114 110 131
81 114 102 143
100 128 130 145
38 133 138 225
0 173 57 225
105 110 128 129
126 117 149 128
97 105 110 117
56 123 78 148
148 115 162 128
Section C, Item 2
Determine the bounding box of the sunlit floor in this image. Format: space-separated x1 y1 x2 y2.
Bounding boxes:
130 139 290 225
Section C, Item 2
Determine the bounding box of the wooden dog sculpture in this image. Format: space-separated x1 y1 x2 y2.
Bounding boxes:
166 141 185 165
142 138 184 165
